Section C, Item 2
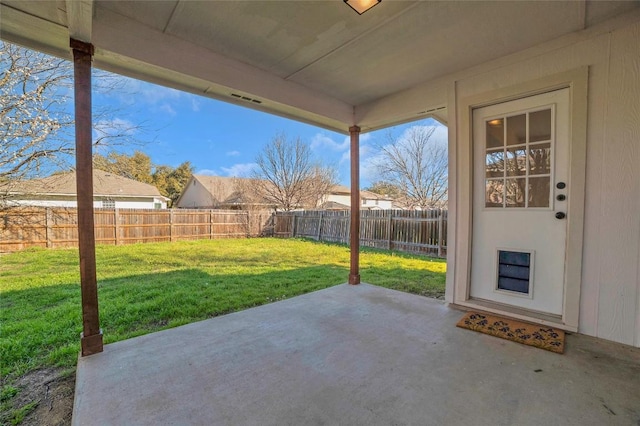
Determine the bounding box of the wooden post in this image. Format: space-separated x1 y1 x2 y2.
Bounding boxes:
291 214 297 238
169 209 174 242
114 208 120 245
349 126 361 285
437 209 444 258
210 210 214 239
71 39 102 356
387 212 393 251
317 211 324 241
45 208 53 248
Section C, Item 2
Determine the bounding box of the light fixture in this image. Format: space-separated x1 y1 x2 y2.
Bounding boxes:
344 0 381 15
488 119 503 127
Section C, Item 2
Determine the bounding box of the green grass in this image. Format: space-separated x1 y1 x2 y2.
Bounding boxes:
0 238 445 419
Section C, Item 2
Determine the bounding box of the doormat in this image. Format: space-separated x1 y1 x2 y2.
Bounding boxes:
456 312 565 354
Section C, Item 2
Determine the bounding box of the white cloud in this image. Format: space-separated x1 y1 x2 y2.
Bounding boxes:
159 103 177 116
191 98 201 112
398 124 448 147
196 169 218 176
310 133 349 151
226 150 241 157
106 77 183 109
338 141 375 165
145 86 182 104
221 162 258 177
92 118 137 143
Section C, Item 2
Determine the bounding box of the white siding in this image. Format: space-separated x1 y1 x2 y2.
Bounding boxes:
110 200 165 209
10 198 165 209
8 199 77 208
326 194 351 206
176 180 215 208
442 15 640 346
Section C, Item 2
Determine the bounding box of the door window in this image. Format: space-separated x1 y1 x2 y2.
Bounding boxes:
484 107 554 208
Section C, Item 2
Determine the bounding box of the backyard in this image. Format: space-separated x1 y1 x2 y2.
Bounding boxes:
0 238 446 425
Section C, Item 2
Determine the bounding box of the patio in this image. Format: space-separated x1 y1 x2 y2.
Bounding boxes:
73 284 640 425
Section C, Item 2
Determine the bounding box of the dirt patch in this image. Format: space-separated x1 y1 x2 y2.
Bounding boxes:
8 368 75 426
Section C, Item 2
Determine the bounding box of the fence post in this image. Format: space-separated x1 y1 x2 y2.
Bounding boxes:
210 210 214 240
387 213 395 251
317 211 324 241
114 208 120 245
386 213 392 250
45 207 53 248
169 209 174 242
437 209 444 258
291 214 297 238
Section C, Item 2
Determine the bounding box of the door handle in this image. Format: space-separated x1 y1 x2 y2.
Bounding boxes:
555 212 566 220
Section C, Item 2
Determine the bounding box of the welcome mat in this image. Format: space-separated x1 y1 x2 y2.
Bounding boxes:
456 312 565 354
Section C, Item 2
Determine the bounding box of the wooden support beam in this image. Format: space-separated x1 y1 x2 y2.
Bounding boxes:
349 126 361 285
66 0 93 43
72 38 103 356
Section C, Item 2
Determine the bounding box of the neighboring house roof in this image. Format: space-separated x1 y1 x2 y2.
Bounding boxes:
330 185 351 195
328 185 394 201
319 201 350 210
360 190 393 201
176 177 396 209
2 169 168 200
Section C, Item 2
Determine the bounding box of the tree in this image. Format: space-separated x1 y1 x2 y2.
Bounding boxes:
0 41 145 206
366 181 404 199
374 126 448 209
93 151 154 183
152 161 194 206
251 133 337 211
93 151 194 206
1 42 72 185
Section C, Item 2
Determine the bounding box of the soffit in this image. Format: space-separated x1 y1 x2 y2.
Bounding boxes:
1 1 637 133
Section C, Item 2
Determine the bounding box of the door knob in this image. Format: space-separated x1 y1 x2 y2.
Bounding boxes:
556 194 566 201
555 212 566 219
556 182 566 189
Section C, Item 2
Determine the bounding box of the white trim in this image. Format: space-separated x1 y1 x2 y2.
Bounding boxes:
494 248 535 300
453 67 588 330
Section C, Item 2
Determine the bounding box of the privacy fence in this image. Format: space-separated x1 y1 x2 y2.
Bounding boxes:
271 210 447 258
0 208 271 252
1 207 447 257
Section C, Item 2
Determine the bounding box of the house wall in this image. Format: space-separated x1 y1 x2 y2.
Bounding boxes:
9 197 166 209
326 193 393 209
362 198 393 209
440 13 640 347
176 179 215 208
326 193 351 207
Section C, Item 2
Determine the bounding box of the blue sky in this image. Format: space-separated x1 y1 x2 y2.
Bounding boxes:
93 74 447 188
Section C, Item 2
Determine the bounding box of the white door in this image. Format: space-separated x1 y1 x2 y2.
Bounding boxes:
470 89 569 316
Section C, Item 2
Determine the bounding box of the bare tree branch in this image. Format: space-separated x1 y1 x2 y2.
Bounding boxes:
250 133 337 211
1 41 150 208
374 126 448 209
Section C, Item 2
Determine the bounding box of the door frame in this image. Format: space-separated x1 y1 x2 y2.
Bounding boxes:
451 68 588 331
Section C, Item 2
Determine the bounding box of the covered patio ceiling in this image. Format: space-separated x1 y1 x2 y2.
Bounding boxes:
1 0 635 133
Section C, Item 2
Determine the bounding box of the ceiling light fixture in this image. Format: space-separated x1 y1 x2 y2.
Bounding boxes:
344 0 381 15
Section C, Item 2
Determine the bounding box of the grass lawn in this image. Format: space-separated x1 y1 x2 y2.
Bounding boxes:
0 238 445 423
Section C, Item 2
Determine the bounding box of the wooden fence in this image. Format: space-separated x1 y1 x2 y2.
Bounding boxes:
0 207 272 252
272 209 447 257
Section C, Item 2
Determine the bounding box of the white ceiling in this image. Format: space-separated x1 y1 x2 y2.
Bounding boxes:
1 0 637 133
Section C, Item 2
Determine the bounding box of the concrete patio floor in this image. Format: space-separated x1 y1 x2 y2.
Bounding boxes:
73 283 640 425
